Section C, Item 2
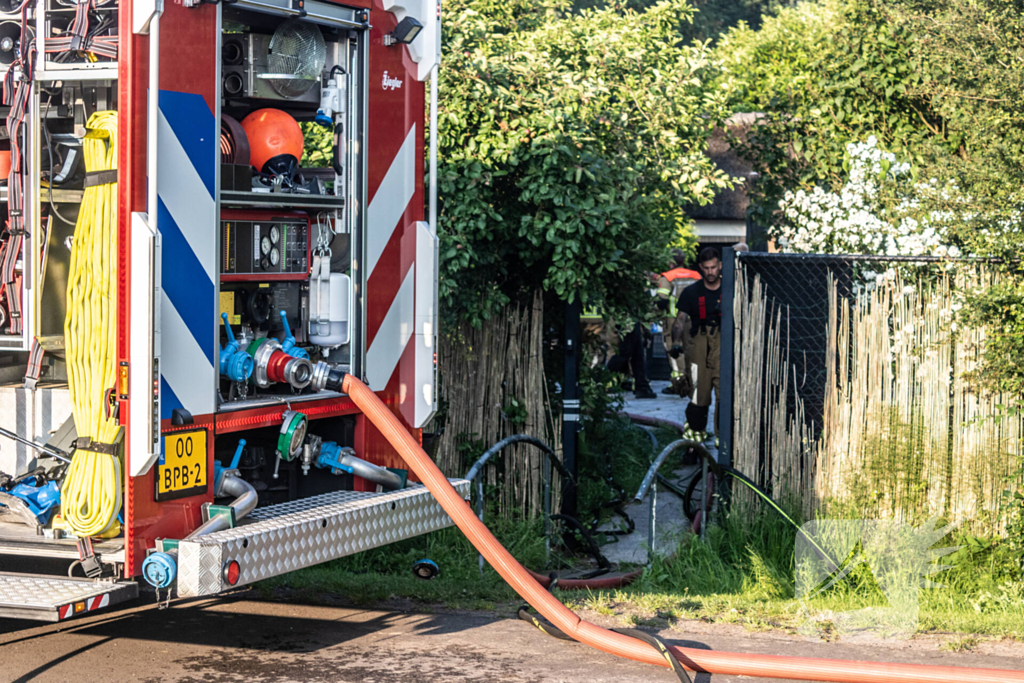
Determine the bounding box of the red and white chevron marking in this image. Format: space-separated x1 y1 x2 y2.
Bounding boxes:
364 7 437 430
58 593 111 620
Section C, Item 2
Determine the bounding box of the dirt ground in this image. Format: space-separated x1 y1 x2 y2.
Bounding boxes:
1 591 1021 682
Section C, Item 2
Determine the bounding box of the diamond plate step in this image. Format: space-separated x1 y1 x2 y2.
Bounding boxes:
176 479 470 597
0 572 139 622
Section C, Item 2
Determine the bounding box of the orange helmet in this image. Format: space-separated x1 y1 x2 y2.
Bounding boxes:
240 108 304 172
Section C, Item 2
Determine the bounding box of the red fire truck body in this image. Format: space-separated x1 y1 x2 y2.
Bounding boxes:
0 0 455 620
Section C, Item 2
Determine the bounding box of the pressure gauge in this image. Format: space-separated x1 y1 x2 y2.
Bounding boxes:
260 236 272 255
270 247 280 267
270 225 281 244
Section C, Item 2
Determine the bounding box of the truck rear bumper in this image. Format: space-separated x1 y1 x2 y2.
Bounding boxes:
177 479 470 597
0 573 139 622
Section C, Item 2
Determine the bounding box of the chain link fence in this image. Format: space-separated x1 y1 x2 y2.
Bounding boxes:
733 253 856 433
729 253 968 439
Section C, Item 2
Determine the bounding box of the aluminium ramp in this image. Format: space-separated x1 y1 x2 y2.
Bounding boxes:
0 572 139 622
176 479 471 597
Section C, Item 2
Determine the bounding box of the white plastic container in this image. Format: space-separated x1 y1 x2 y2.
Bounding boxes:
309 256 350 348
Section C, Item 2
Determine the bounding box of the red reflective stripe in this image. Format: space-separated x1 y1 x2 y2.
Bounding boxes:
59 604 73 620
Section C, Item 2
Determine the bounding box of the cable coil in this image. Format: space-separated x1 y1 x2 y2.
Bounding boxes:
61 110 121 537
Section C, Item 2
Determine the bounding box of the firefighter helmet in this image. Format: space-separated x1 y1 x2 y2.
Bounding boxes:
240 108 304 173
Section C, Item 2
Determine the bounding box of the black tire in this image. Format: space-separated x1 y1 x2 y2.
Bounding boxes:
682 471 730 521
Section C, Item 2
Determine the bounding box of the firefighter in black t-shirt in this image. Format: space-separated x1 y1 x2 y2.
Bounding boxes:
676 247 722 433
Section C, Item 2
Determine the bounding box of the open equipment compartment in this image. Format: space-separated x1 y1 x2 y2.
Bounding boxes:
0 0 444 620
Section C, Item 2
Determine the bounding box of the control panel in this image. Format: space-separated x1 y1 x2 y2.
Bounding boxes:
221 212 311 281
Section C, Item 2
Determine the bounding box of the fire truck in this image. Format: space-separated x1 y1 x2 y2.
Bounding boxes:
0 0 460 621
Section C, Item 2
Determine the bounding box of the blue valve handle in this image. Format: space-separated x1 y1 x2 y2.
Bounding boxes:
214 439 247 491
279 311 309 360
315 441 353 474
229 439 246 470
222 312 236 343
220 313 255 382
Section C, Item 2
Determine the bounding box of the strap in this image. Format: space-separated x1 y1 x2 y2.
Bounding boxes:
23 338 44 389
611 628 693 682
83 169 118 188
75 437 119 456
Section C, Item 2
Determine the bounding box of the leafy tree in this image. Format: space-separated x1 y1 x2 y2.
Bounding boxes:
715 0 1024 396
576 0 781 42
436 0 734 326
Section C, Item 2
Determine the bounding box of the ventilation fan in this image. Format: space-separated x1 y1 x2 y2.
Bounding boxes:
261 20 326 100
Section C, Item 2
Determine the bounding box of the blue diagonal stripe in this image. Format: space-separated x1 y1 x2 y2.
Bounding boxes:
159 197 215 366
160 376 183 424
158 90 216 198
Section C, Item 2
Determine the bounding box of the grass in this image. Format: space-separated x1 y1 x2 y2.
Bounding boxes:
259 502 1024 640
941 635 981 652
256 513 552 609
565 510 1024 640
258 415 1024 642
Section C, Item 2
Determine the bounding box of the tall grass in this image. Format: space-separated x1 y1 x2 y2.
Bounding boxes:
733 262 1024 533
598 507 1024 638
816 270 1023 533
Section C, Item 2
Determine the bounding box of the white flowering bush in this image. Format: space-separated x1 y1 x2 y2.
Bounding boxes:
775 137 962 258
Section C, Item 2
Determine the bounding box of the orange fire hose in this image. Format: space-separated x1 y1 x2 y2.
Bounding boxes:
526 567 644 590
344 374 1024 682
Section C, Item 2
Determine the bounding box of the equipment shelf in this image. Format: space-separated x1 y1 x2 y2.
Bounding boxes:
0 520 125 562
214 392 361 433
220 190 346 211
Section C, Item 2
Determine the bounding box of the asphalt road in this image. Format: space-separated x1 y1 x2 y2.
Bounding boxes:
2 592 1022 682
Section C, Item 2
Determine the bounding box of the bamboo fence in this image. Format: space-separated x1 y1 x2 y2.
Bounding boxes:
436 290 562 518
733 261 1022 532
814 269 1021 531
732 266 815 513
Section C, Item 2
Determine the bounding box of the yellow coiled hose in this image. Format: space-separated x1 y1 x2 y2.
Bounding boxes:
61 111 121 537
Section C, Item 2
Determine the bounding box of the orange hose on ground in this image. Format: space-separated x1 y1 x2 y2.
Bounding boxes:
345 375 1024 683
526 567 644 590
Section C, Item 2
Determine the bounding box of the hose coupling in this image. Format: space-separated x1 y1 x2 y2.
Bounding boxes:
142 551 178 589
219 313 255 383
247 337 313 390
310 361 347 392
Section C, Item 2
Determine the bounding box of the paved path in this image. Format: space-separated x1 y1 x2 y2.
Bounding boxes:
2 594 1021 682
597 381 708 564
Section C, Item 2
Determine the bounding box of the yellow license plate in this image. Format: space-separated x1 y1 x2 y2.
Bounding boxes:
155 429 208 501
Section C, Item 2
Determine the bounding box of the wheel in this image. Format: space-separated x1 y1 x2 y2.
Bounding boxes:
682 470 730 521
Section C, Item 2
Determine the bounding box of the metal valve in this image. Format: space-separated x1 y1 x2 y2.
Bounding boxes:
278 311 309 360
245 337 314 390
220 313 255 383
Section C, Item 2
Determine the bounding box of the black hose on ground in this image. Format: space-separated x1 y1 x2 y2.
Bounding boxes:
550 513 610 569
611 629 693 683
517 606 692 682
